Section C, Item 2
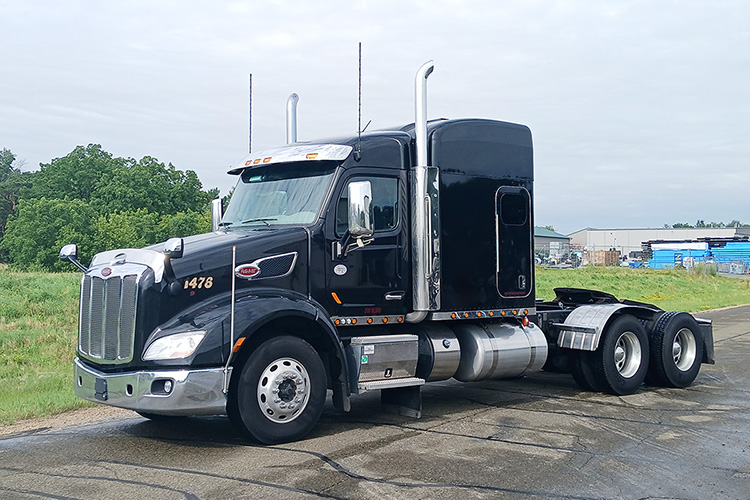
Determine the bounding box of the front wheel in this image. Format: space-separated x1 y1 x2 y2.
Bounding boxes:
594 315 649 395
228 336 327 444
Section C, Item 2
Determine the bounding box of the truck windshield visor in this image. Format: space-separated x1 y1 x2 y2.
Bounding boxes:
221 161 338 227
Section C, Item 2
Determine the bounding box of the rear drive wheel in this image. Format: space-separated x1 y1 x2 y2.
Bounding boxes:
594 315 649 395
648 312 703 388
227 336 326 444
570 350 605 392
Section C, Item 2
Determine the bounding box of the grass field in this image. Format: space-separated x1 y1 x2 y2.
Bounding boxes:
0 267 89 424
535 265 750 312
1 264 749 425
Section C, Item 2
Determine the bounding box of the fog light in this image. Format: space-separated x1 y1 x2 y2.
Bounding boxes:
151 379 175 395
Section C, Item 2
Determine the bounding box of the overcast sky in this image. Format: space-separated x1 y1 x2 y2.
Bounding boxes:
2 1 748 234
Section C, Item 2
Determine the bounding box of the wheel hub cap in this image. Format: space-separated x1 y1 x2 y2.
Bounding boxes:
673 328 697 371
672 341 682 360
614 331 642 379
257 358 310 423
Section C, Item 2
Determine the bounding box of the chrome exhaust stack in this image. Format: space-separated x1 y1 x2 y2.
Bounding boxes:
286 93 299 144
407 61 441 323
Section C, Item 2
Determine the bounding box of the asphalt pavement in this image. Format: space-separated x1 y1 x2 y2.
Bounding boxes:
1 306 748 500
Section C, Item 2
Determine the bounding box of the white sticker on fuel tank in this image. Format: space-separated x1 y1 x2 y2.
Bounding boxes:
333 264 348 276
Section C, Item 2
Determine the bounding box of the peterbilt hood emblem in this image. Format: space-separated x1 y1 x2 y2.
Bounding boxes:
235 264 260 279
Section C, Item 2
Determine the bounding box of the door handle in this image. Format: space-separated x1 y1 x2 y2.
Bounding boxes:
385 292 404 301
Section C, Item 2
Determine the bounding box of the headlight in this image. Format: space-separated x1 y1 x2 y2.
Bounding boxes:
143 331 206 361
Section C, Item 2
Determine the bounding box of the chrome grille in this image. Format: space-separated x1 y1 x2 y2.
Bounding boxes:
79 271 141 364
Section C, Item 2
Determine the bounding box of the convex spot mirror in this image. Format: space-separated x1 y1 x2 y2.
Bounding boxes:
59 244 78 261
59 243 87 272
164 237 184 259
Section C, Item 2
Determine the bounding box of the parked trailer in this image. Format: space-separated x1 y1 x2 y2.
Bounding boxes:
60 62 714 444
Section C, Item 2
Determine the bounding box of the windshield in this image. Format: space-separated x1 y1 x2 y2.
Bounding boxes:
221 161 338 227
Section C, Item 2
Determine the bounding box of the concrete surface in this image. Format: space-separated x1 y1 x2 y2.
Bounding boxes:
1 306 748 499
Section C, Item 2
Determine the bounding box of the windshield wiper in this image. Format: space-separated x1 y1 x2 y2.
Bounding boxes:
241 218 278 227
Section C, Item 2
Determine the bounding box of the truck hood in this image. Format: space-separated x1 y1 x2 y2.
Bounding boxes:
161 227 309 279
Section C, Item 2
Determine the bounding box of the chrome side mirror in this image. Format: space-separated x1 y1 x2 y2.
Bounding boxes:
164 238 184 259
334 180 375 259
348 181 373 237
59 244 87 272
211 197 223 232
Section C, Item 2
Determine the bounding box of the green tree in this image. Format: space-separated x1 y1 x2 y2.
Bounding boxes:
26 144 128 203
0 149 32 248
0 148 16 182
157 210 212 240
93 156 218 215
93 209 162 251
1 198 98 270
3 145 219 269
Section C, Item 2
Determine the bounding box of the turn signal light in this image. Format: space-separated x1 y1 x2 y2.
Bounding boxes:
233 337 246 353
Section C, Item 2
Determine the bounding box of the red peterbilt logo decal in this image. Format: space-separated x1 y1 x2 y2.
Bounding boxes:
235 264 260 279
101 268 112 277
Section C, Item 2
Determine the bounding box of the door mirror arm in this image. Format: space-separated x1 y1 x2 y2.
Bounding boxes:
334 230 373 259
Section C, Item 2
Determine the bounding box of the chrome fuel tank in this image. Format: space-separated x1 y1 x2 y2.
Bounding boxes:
452 322 548 382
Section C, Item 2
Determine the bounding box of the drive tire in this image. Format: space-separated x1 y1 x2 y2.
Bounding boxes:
570 350 605 392
647 312 703 388
228 335 326 444
594 315 649 396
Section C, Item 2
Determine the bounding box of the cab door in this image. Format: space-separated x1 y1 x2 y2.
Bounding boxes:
324 171 409 317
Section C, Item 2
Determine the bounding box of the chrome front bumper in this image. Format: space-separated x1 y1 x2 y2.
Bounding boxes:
74 358 230 416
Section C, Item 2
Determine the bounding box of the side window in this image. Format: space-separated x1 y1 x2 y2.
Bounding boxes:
336 177 398 235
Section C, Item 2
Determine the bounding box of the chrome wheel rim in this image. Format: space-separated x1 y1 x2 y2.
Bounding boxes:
614 331 641 378
257 357 310 424
673 328 697 371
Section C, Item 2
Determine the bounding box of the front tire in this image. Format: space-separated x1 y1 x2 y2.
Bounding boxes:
594 315 649 395
228 336 326 444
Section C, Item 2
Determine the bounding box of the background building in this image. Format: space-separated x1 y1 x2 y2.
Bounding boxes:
568 227 750 259
534 227 573 265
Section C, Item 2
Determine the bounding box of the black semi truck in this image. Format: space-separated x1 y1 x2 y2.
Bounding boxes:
60 61 714 444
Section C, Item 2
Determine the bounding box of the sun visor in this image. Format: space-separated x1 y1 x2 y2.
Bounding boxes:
228 144 353 174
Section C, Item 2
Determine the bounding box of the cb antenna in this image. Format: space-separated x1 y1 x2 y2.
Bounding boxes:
248 73 253 153
355 42 363 161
